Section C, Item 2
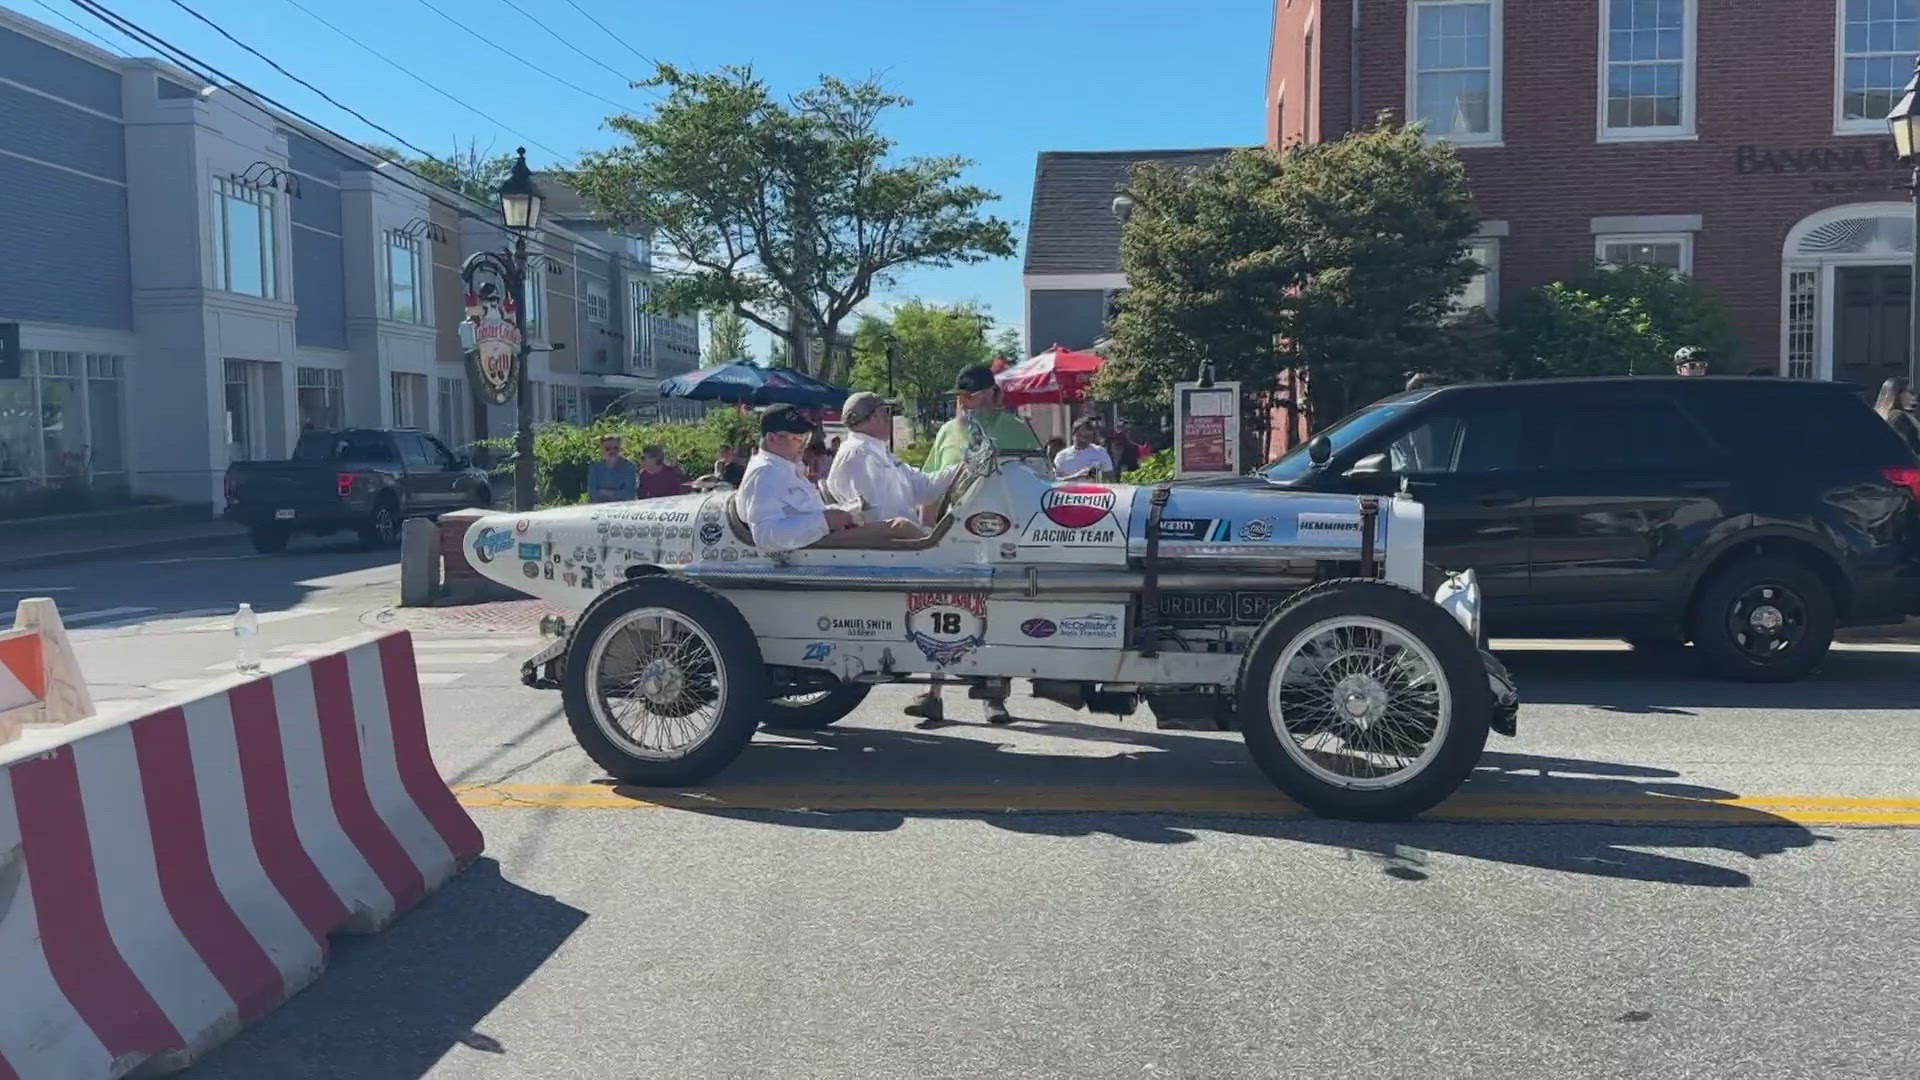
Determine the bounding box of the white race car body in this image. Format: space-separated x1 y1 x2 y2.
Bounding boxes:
464 457 1436 688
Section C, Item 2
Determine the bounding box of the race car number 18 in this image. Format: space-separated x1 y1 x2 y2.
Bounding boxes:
905 591 988 666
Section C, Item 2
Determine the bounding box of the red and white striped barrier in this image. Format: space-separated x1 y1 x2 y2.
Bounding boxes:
0 631 482 1079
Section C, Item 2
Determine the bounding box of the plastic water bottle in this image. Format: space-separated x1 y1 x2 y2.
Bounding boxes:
234 603 261 674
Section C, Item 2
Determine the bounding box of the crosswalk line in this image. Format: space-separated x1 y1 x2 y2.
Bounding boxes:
412 652 508 666
416 672 465 686
412 638 540 651
65 606 158 627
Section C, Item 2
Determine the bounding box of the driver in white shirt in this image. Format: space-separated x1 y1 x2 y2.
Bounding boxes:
823 392 957 531
737 404 920 552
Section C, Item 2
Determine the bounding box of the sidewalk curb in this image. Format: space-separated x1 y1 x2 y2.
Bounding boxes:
0 529 237 573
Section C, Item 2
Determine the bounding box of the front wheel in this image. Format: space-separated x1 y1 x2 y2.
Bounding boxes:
760 681 871 730
1687 557 1833 683
560 576 766 785
1237 579 1492 821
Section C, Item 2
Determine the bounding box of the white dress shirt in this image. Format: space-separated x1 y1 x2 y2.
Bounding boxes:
823 430 958 522
736 449 830 552
1053 443 1114 478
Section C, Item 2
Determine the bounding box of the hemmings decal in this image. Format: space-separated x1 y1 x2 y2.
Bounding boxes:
905 591 987 666
817 615 895 638
1020 617 1057 639
1298 513 1364 541
1239 517 1274 542
470 526 512 563
803 642 834 662
1040 484 1115 529
965 511 1012 538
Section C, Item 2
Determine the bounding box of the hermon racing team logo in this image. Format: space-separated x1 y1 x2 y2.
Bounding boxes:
1040 484 1115 529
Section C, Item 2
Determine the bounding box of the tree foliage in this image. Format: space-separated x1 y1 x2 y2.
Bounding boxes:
1501 264 1741 379
849 300 991 427
703 308 753 363
364 139 517 204
567 65 1017 380
482 408 758 505
1097 119 1480 429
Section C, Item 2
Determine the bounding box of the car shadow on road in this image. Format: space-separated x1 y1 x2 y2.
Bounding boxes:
1496 645 1919 710
185 858 586 1080
608 720 1821 890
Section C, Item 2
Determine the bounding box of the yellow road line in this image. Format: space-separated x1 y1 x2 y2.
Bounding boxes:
451 783 1920 826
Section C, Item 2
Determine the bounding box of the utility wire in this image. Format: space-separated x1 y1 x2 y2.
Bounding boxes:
408 0 637 113
23 0 126 52
497 0 633 86
273 0 570 162
557 0 662 72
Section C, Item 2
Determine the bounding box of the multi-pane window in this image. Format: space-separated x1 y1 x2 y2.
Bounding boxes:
1454 238 1501 314
630 280 653 371
296 366 344 433
1596 234 1692 273
212 177 276 298
1840 0 1920 131
389 371 426 428
437 376 469 447
1409 1 1500 144
525 271 547 338
585 279 609 324
1785 269 1819 379
1602 0 1693 137
385 231 421 323
85 354 126 481
550 384 581 425
0 352 130 487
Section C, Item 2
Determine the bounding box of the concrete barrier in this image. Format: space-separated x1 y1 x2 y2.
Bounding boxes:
0 598 93 747
0 631 482 1078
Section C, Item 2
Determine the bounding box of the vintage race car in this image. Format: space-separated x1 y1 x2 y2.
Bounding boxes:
462 432 1518 821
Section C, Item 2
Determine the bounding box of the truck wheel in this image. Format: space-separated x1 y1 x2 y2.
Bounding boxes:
560 576 766 785
358 497 401 548
1237 578 1492 822
248 524 291 554
1687 557 1833 683
761 681 871 729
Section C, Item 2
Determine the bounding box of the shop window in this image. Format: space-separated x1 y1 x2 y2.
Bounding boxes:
1596 233 1692 273
1408 0 1502 145
1601 0 1695 139
297 366 344 433
1839 0 1920 133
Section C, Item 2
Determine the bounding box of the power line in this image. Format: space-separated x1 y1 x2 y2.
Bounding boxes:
556 0 661 72
408 0 637 113
161 0 450 168
22 0 128 52
497 0 633 86
272 0 570 162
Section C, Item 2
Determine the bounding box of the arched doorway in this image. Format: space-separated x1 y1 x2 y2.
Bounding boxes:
1781 203 1913 383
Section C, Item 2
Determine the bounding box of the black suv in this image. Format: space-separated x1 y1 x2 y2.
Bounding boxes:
1264 377 1920 681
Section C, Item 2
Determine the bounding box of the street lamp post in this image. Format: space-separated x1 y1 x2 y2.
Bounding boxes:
457 150 544 510
1888 62 1920 384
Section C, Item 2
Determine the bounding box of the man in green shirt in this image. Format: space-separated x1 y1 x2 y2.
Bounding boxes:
905 364 1037 728
923 364 1041 474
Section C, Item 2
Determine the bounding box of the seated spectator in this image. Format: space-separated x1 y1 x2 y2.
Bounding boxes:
586 435 638 503
636 443 690 499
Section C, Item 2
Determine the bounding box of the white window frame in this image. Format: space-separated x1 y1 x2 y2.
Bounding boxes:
295 365 345 432
525 271 547 340
1405 0 1504 147
212 177 277 298
436 375 468 447
389 371 426 429
1835 0 1920 135
584 279 609 325
1598 0 1698 142
1594 232 1694 274
1454 237 1502 315
383 230 422 323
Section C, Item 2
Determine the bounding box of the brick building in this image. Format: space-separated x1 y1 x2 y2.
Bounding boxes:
1268 0 1920 385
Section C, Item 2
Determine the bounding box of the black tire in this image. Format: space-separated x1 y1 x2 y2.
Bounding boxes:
560 575 766 785
471 485 494 510
248 524 291 554
760 681 871 730
1237 578 1493 822
358 497 401 549
1687 557 1833 683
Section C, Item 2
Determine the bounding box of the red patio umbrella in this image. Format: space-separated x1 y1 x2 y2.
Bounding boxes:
995 345 1105 405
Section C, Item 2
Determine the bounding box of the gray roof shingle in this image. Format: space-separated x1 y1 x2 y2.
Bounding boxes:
1022 148 1239 276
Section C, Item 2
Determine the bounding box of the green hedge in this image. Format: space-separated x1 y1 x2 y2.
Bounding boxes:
484 408 760 506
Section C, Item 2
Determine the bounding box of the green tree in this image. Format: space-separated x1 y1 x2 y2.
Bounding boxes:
567 65 1016 380
363 139 517 203
1097 119 1480 432
988 325 1024 362
1502 265 1741 378
849 301 991 429
703 308 753 363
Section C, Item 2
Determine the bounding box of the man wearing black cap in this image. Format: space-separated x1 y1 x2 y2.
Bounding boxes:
923 364 1042 474
736 404 921 552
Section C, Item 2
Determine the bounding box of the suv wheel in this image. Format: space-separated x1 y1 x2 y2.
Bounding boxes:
1687 557 1834 683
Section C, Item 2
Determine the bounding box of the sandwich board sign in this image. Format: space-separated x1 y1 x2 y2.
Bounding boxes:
1174 380 1241 479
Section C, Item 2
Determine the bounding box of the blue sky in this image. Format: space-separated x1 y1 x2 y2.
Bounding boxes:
39 0 1268 354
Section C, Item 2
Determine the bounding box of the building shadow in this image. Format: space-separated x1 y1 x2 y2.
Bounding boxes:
185 858 587 1079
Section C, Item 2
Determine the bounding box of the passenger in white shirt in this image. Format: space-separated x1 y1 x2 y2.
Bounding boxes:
736 405 920 552
1053 419 1115 480
823 392 956 529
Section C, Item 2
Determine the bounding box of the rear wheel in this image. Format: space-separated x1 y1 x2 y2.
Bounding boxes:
560 576 766 784
1238 579 1492 821
1688 557 1833 683
358 497 401 548
248 524 291 554
760 681 870 730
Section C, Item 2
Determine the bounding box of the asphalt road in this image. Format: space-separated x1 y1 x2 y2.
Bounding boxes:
14 545 1920 1079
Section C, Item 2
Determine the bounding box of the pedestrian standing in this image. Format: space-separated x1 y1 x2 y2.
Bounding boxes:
1674 346 1710 377
586 435 638 503
1875 376 1920 456
1055 418 1115 479
636 443 690 499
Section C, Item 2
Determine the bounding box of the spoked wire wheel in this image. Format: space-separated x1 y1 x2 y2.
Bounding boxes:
586 608 727 759
1269 615 1451 789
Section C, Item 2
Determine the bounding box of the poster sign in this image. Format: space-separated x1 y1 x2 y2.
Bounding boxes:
461 279 522 406
1174 381 1240 478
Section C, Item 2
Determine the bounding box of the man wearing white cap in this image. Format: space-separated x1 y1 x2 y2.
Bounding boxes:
823 392 957 528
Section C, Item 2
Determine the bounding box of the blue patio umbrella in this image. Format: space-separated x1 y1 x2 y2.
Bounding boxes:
658 361 846 408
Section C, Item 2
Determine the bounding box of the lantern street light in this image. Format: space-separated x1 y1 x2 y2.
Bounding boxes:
1887 61 1920 383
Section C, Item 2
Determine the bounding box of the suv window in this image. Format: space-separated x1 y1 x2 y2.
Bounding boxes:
1387 408 1526 475
421 434 457 469
397 433 437 469
1686 383 1909 466
1547 397 1713 471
